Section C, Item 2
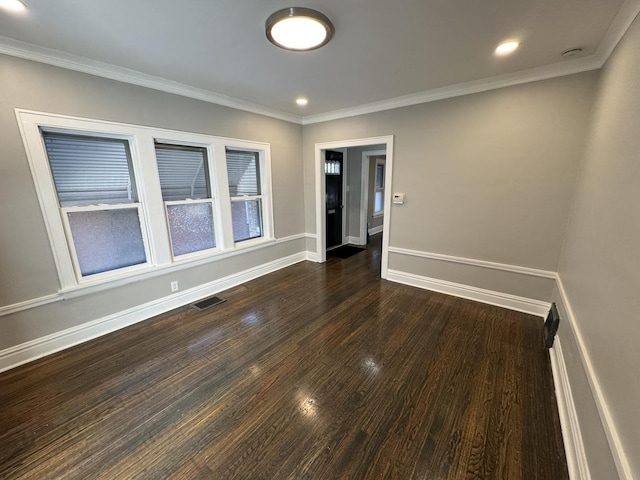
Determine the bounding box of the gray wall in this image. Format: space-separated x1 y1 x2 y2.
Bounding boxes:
0 55 304 348
554 12 640 478
3 36 635 477
303 72 599 300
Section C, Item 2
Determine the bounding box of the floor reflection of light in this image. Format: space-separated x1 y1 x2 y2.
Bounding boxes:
248 364 262 377
362 357 380 375
241 312 259 325
296 391 318 418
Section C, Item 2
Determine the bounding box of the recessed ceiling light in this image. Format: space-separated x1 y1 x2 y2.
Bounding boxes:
0 0 26 12
266 7 334 51
495 41 520 56
296 98 308 106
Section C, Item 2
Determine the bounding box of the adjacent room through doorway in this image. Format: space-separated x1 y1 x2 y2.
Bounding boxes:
315 136 394 276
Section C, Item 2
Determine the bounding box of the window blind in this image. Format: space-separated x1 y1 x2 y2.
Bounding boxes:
43 132 136 207
43 132 137 207
226 150 260 196
155 143 210 201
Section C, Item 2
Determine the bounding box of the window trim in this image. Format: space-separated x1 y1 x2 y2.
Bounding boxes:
16 109 275 292
224 145 274 246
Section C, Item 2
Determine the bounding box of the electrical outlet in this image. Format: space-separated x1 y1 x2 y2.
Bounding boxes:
171 280 179 292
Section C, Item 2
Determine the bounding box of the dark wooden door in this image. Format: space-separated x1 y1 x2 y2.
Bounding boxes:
325 150 343 249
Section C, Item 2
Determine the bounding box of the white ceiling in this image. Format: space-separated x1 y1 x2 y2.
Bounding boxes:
0 0 639 123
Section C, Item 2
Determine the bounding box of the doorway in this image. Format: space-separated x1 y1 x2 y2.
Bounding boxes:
360 150 387 246
314 135 394 278
325 149 345 250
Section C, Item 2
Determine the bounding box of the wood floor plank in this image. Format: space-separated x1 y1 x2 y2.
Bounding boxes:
0 235 568 479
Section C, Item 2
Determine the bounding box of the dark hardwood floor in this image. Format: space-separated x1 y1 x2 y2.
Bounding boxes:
0 234 568 479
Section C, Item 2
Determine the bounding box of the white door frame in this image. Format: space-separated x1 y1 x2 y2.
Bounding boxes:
314 135 394 278
360 149 386 245
339 148 348 248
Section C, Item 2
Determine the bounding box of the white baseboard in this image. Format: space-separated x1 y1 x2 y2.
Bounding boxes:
1 233 314 317
305 251 320 262
368 225 383 235
556 278 634 480
386 269 550 317
387 246 556 279
550 336 591 480
0 252 308 373
346 236 365 246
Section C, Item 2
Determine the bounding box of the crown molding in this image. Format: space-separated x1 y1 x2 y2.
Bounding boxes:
594 0 640 62
0 0 638 126
0 35 303 125
302 0 640 125
301 56 602 124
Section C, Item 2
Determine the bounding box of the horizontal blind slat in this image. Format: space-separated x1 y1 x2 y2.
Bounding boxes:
43 133 136 207
155 144 209 201
225 150 259 196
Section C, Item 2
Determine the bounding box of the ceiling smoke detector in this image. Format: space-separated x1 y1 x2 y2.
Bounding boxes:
562 48 584 59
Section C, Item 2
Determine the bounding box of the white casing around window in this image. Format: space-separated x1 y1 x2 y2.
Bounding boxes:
15 109 274 292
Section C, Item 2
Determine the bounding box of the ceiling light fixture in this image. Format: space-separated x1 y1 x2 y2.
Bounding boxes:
266 7 334 51
0 0 26 12
495 40 520 56
296 97 308 106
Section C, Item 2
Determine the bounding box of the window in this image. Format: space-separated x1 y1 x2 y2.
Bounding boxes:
18 110 274 290
155 143 217 257
226 149 263 243
42 131 149 278
374 158 385 215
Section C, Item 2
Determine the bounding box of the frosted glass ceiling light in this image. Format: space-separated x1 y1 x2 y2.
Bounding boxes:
266 7 334 51
0 0 26 12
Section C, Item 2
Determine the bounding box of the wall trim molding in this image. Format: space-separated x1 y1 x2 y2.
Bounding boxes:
0 293 61 317
275 233 308 244
556 277 634 480
368 225 384 236
2 0 638 127
550 336 592 480
346 236 364 245
302 56 601 124
303 0 640 125
0 36 302 125
388 246 557 279
0 233 310 318
386 269 550 317
0 252 310 374
305 251 320 263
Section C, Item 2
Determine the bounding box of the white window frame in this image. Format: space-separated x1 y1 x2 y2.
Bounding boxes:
16 109 275 293
153 140 222 261
223 143 274 249
164 198 218 261
61 203 152 282
373 158 385 217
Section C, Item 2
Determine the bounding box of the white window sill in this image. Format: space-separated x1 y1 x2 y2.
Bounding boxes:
373 212 384 218
59 237 275 299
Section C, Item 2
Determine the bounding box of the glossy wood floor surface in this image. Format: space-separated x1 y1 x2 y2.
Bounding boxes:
0 235 568 479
